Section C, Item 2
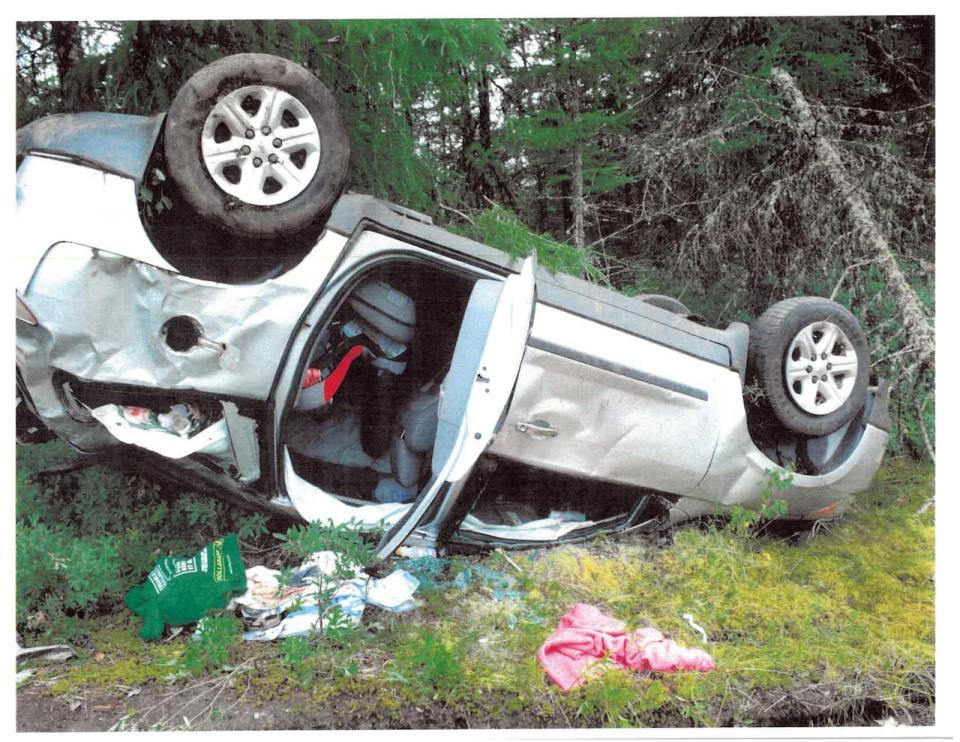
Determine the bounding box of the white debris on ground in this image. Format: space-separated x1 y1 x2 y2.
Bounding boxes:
227 550 419 641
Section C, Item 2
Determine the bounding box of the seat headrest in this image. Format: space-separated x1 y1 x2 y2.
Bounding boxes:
348 280 416 344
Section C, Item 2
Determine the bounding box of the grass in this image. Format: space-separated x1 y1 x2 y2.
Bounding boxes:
16 441 934 728
515 459 934 724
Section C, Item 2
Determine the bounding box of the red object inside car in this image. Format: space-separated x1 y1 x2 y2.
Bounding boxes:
301 344 367 403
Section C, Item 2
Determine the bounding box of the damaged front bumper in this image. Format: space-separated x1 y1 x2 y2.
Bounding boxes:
670 382 891 522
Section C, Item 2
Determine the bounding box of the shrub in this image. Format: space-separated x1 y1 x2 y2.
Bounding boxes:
15 440 278 642
456 205 602 280
16 518 121 639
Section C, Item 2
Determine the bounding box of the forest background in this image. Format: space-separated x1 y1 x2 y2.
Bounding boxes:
16 17 935 459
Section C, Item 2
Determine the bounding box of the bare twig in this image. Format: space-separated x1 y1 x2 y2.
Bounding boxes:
830 259 876 301
437 200 476 228
34 454 110 478
875 344 922 366
495 548 524 574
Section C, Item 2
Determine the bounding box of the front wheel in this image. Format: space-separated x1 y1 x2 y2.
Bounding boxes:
748 297 869 438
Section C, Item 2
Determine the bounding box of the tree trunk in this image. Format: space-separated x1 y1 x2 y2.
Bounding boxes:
535 167 547 232
458 65 475 206
566 41 586 250
559 168 572 235
50 21 83 110
572 147 586 249
771 67 935 369
475 66 494 205
121 22 154 113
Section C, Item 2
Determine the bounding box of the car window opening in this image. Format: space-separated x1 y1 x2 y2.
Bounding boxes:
282 261 472 506
455 457 643 541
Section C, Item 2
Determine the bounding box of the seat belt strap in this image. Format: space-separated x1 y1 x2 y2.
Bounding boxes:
301 344 368 403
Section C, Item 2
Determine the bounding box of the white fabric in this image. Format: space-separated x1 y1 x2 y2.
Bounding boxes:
284 448 410 528
367 569 420 613
459 513 595 541
92 404 229 459
284 448 595 541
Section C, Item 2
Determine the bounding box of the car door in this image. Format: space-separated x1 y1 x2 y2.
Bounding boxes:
373 253 537 559
486 302 727 496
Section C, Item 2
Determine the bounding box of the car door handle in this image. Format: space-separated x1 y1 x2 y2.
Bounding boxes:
516 419 558 439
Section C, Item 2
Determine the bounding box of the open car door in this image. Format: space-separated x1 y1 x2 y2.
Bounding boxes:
374 253 537 559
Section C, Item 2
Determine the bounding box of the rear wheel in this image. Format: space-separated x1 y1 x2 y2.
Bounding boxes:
164 53 350 241
748 297 869 437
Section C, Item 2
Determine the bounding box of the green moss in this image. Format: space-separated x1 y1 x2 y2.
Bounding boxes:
46 619 185 693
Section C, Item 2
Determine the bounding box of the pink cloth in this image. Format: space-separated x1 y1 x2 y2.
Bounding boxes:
537 603 716 691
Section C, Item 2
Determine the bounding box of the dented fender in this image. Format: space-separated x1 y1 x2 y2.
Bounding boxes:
17 235 347 450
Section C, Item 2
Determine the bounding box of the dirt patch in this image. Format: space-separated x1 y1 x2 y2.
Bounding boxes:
17 678 933 731
17 681 562 731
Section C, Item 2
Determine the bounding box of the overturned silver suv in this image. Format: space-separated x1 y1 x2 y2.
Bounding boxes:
16 54 890 559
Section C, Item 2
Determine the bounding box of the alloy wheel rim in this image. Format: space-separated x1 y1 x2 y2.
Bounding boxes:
784 320 859 415
200 85 321 206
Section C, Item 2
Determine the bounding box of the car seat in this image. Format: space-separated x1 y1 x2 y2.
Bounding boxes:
372 382 440 503
287 278 421 490
295 278 416 412
287 379 440 504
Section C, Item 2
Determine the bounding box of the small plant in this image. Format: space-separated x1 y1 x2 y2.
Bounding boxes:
395 628 474 693
726 466 792 536
575 668 637 727
273 520 375 638
180 614 241 675
280 635 315 688
236 512 269 541
185 500 220 530
324 605 362 645
274 519 375 574
138 167 174 219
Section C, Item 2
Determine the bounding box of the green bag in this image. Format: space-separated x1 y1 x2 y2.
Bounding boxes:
125 534 247 640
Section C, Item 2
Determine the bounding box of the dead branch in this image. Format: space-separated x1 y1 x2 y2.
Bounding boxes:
916 394 935 465
771 68 935 370
437 200 476 227
829 259 876 301
33 454 110 478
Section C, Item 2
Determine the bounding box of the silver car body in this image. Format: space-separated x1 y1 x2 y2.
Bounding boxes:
16 119 890 557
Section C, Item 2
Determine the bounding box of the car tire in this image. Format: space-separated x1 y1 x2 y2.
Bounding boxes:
748 297 869 438
163 53 350 240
